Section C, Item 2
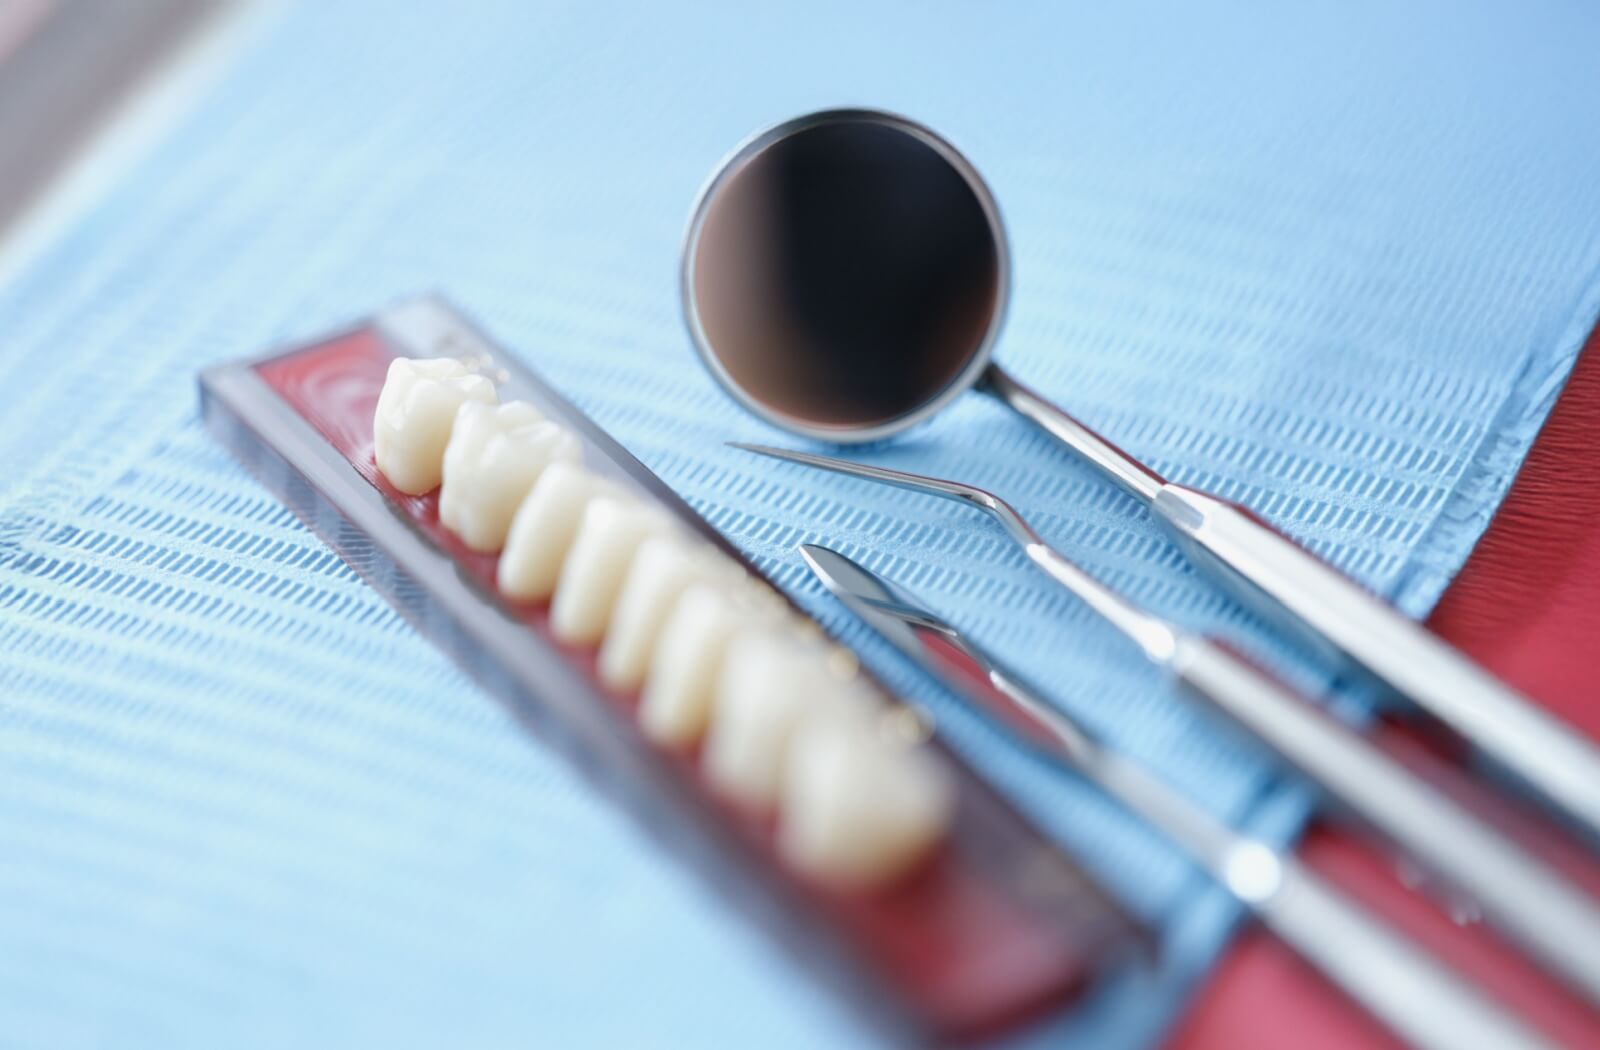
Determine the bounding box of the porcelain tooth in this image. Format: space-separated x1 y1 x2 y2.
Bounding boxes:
704 634 870 810
438 400 581 552
777 714 953 889
498 462 612 602
549 495 671 644
598 536 742 691
638 583 745 746
372 356 496 494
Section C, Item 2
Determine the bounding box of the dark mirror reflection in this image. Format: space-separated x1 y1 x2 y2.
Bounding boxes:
691 117 1001 429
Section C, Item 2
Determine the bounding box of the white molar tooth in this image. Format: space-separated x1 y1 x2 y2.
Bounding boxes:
372 357 497 494
638 583 747 746
438 400 581 552
599 536 735 691
705 634 866 810
497 462 613 602
549 495 671 644
778 715 953 889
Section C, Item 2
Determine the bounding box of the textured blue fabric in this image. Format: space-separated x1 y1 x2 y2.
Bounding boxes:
3 2 1599 1047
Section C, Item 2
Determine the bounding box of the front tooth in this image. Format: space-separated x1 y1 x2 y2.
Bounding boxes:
498 462 612 602
373 357 497 494
704 635 871 810
638 583 744 746
778 715 953 889
549 495 670 644
438 401 582 552
598 536 743 691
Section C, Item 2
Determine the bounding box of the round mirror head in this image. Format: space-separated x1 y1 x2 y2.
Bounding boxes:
683 109 1009 442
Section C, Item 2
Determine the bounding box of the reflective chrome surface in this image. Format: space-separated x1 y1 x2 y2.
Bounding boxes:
1151 481 1600 841
799 544 1556 1050
753 444 1600 1007
730 442 1178 661
689 111 1600 842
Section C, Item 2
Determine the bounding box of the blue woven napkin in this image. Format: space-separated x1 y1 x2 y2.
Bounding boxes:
4 2 1599 1047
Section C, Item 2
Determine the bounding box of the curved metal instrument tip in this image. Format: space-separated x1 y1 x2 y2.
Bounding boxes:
728 440 981 494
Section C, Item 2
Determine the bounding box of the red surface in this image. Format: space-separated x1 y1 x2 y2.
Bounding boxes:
1167 331 1600 1049
254 330 1134 1044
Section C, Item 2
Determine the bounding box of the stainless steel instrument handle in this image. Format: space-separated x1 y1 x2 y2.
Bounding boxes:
985 362 1600 838
1168 634 1600 1007
1154 482 1600 839
1083 748 1555 1050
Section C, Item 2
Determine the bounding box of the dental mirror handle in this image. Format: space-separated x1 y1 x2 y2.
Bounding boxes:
980 364 1167 502
984 363 1600 840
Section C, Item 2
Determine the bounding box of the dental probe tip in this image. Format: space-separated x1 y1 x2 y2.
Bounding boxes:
728 441 791 456
728 442 860 470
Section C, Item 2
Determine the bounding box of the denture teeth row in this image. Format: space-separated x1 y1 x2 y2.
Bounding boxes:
374 357 953 889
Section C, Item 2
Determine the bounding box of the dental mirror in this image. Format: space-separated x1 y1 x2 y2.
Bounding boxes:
682 109 1009 444
681 107 1159 499
680 110 1600 842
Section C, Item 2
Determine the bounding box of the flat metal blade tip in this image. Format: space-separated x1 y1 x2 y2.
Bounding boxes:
796 542 843 584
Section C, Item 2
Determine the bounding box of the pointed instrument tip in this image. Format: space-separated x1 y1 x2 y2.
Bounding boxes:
726 440 786 457
726 440 839 469
726 440 861 466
